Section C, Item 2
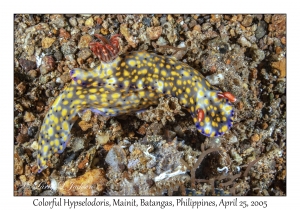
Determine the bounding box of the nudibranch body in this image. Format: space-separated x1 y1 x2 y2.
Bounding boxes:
36 34 235 172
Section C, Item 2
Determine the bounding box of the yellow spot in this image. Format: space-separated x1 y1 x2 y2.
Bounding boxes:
48 127 53 136
147 62 152 67
186 88 190 94
124 70 130 77
205 81 211 87
171 71 179 77
200 122 204 126
190 106 194 112
161 70 167 77
72 99 81 105
205 117 210 123
199 90 204 97
216 117 221 122
166 64 171 69
112 93 120 99
190 98 194 104
211 112 215 117
176 65 182 70
54 117 58 124
204 99 209 105
210 132 216 137
63 100 69 105
205 128 210 134
50 141 54 146
116 72 121 76
139 91 145 97
222 125 228 132
147 77 153 82
63 121 69 130
129 60 136 66
222 117 227 122
89 88 97 93
55 140 60 146
131 69 137 75
225 106 232 111
89 95 96 100
43 145 48 153
183 71 189 77
107 69 113 75
67 92 73 98
56 106 61 112
138 69 148 75
62 109 67 117
121 62 126 67
79 94 85 99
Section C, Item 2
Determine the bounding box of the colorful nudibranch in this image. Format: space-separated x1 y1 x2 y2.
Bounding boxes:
36 34 235 172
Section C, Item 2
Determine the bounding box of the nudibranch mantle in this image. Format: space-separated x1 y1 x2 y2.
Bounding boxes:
36 36 235 173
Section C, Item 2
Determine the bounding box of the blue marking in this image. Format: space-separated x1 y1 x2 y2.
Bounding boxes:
195 122 201 129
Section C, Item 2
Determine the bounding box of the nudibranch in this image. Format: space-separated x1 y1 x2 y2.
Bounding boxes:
36 34 236 172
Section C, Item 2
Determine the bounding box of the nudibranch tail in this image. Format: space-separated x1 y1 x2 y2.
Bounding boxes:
193 89 234 137
37 85 79 172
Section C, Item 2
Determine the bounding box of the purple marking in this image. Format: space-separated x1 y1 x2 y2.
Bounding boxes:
88 108 106 116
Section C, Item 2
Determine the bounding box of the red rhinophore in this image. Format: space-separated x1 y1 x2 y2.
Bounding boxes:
89 34 121 63
197 109 205 123
217 92 237 103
